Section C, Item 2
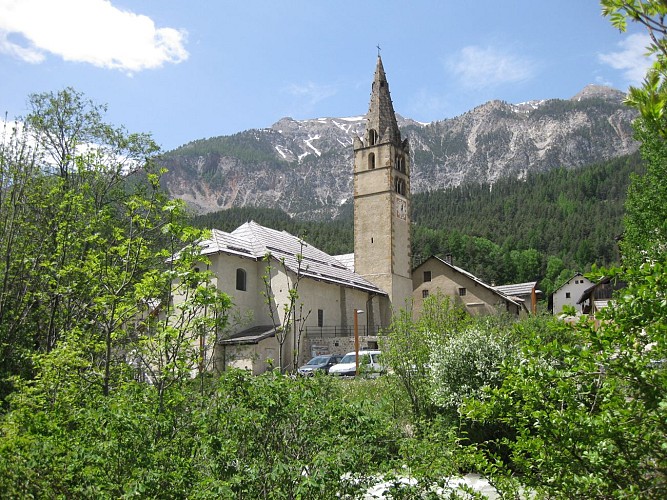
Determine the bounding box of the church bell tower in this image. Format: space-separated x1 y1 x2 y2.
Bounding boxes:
353 56 412 322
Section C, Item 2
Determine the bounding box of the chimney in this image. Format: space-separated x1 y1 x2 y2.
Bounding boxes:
444 253 453 265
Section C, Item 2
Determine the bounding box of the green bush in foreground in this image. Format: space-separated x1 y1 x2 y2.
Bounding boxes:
1 370 418 499
463 261 667 498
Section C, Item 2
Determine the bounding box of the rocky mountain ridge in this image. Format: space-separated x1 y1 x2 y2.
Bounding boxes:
160 84 638 219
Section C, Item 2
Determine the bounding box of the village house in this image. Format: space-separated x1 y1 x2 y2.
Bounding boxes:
412 256 526 318
551 272 594 315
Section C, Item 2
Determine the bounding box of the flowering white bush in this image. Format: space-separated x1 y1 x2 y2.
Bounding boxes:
429 326 512 411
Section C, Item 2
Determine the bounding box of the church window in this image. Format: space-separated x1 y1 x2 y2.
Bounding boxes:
395 155 405 173
458 287 467 296
423 271 432 282
394 178 406 196
368 152 375 169
236 268 247 291
318 309 324 327
369 129 378 145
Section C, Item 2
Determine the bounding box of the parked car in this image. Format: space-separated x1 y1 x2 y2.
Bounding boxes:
328 350 384 377
297 354 343 375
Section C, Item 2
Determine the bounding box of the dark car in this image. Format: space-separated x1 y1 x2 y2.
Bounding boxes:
297 354 343 375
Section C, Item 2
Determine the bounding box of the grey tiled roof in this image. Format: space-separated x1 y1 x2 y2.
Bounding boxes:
199 221 386 295
333 253 355 271
493 282 537 297
218 325 277 345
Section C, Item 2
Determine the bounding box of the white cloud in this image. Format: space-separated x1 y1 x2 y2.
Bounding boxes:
594 75 614 87
598 33 653 85
447 45 535 90
407 88 448 120
0 0 188 72
286 81 338 106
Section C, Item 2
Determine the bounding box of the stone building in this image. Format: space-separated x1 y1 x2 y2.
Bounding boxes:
412 256 525 318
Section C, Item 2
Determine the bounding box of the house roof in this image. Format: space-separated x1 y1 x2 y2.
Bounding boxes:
333 253 355 271
218 325 278 345
576 276 625 304
367 55 402 146
493 281 538 297
414 256 523 310
552 272 587 294
199 221 386 296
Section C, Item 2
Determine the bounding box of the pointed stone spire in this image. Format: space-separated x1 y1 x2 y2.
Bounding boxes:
365 55 401 146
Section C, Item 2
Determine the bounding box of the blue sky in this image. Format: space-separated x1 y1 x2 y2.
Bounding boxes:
0 0 653 151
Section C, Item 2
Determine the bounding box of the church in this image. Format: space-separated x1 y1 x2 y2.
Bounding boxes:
189 56 523 374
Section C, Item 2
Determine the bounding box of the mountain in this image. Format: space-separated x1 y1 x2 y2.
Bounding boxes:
160 84 638 219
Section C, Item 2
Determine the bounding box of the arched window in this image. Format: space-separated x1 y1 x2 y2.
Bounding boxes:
369 129 378 146
395 155 405 173
394 178 406 196
368 152 375 169
236 268 247 291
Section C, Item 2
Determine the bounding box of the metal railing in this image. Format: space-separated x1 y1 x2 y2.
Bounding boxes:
305 325 383 339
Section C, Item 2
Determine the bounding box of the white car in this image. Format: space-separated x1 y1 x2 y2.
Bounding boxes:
328 350 384 377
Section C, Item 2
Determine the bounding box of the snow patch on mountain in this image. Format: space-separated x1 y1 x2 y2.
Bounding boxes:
304 135 322 156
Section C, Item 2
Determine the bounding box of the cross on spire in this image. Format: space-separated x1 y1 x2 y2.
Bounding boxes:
376 44 381 57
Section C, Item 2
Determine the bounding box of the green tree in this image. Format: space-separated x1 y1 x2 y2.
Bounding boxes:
463 266 667 498
0 370 403 498
602 1 667 266
620 120 667 265
261 239 312 373
457 5 667 496
0 88 233 404
602 1 667 133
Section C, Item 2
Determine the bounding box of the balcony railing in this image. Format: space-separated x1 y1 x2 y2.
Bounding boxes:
305 325 383 339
